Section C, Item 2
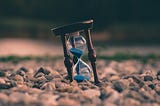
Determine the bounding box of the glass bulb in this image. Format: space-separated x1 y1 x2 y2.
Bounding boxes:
67 34 92 82
67 35 86 56
73 59 92 82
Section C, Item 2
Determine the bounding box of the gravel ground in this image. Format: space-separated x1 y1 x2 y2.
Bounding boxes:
0 59 160 106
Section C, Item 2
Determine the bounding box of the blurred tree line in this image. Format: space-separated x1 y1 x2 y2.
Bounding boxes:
0 0 160 43
1 0 160 29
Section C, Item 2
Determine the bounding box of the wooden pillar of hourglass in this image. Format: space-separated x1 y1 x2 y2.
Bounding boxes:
51 20 100 84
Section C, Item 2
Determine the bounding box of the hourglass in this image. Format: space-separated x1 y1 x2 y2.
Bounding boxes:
51 20 99 84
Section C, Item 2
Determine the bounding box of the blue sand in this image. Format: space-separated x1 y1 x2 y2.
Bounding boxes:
74 75 90 82
70 48 83 58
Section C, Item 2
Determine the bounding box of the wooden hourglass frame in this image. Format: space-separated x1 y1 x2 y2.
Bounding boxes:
51 20 99 84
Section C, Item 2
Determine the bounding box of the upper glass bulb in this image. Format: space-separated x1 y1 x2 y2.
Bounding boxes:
67 34 86 57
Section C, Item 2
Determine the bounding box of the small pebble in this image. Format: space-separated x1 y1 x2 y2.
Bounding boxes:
36 76 47 84
19 67 28 73
45 74 54 81
40 82 56 91
144 75 153 81
0 84 11 89
37 67 50 75
148 84 155 89
131 76 144 88
0 71 5 77
16 70 25 76
106 87 120 103
109 75 120 81
10 80 17 87
14 75 24 82
34 72 45 78
156 71 160 80
0 78 6 84
113 81 125 93
16 67 28 76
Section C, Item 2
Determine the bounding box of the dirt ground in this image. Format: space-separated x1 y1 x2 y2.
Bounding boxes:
0 38 160 106
0 59 160 106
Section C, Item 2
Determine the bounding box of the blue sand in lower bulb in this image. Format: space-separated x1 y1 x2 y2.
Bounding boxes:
70 48 83 58
74 75 90 82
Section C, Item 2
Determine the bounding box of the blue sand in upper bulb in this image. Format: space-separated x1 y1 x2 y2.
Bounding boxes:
70 48 83 58
74 75 90 82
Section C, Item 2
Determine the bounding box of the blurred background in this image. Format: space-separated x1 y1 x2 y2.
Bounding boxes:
0 0 160 56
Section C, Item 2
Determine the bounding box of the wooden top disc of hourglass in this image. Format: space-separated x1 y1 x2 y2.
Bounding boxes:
51 20 93 36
